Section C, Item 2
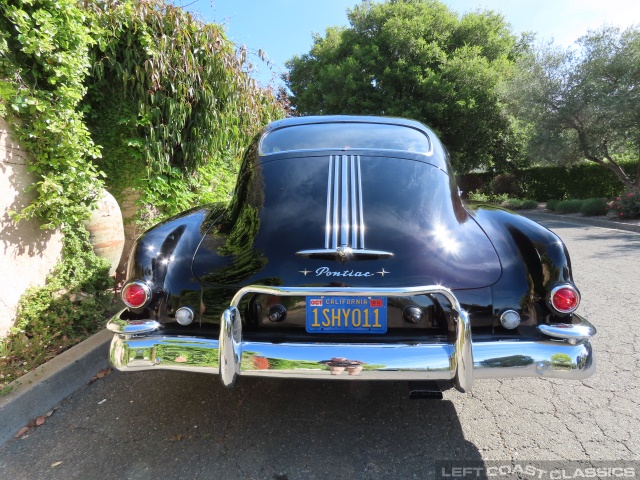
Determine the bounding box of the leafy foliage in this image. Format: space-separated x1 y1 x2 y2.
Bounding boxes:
0 0 114 387
0 0 103 230
466 192 536 210
507 26 640 192
555 200 584 214
499 198 538 210
459 160 639 201
609 192 640 219
85 0 286 225
0 0 285 387
1 225 114 388
285 0 528 173
580 198 608 216
489 173 522 196
545 199 561 211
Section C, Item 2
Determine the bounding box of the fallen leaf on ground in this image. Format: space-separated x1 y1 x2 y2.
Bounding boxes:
35 416 46 426
91 368 112 383
14 427 30 438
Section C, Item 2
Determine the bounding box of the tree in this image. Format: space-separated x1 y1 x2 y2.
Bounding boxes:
507 26 640 192
285 0 527 173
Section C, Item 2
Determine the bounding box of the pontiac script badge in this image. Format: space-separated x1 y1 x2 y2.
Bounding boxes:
299 266 390 277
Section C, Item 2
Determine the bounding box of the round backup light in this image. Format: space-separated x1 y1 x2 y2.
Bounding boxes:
403 306 423 324
500 310 521 329
175 307 195 326
267 304 287 323
122 282 150 308
549 285 580 314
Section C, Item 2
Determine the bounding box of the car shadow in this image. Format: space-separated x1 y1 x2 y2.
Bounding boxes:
0 370 489 479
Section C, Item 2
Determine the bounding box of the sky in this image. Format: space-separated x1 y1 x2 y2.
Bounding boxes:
178 0 640 87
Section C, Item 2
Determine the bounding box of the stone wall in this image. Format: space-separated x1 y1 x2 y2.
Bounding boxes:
0 118 63 337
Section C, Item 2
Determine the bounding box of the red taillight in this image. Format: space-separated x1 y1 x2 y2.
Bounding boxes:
549 285 580 314
122 282 150 308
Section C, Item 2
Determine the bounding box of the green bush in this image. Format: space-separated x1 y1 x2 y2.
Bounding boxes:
500 198 538 210
546 199 561 211
580 198 608 216
467 191 510 204
489 173 522 196
609 192 640 219
556 199 584 213
467 191 491 203
458 161 639 201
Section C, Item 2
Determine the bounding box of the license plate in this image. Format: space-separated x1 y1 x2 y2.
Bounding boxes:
306 296 387 334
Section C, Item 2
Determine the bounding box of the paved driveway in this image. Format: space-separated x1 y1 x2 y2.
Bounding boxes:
1 220 638 479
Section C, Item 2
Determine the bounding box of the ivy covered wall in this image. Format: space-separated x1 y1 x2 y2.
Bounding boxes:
0 0 286 379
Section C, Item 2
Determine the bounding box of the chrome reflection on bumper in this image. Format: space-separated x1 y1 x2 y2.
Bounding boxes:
221 285 473 393
109 335 595 382
107 284 597 392
537 314 596 341
107 316 160 336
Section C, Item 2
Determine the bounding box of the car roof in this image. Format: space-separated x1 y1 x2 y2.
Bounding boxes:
264 115 434 135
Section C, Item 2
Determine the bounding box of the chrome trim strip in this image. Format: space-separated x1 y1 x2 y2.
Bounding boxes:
332 156 339 249
325 156 333 249
537 314 596 340
341 155 349 246
296 248 393 259
109 335 594 381
226 285 460 307
350 156 357 248
357 156 365 248
298 154 393 259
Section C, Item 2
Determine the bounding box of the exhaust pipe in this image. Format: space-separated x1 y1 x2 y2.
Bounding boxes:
408 381 443 400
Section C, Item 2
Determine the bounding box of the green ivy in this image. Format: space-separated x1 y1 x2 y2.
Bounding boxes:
0 0 286 387
0 0 103 230
0 0 113 386
85 0 287 227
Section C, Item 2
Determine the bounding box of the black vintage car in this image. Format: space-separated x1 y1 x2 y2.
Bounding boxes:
107 115 596 393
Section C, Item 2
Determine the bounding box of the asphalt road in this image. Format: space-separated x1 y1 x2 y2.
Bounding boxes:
1 220 639 480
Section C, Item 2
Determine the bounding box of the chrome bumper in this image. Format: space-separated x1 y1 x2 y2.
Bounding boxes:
107 285 596 393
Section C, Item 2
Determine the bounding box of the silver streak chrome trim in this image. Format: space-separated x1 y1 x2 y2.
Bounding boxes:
537 314 596 340
297 155 393 261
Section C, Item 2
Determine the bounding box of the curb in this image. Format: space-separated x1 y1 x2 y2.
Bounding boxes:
0 329 112 446
521 211 640 234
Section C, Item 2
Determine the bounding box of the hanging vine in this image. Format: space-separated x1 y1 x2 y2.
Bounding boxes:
0 0 285 386
0 0 103 229
86 0 287 226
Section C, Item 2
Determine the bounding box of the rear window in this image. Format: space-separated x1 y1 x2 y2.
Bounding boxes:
259 123 431 155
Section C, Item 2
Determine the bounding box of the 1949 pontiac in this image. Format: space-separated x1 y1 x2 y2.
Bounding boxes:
107 115 596 394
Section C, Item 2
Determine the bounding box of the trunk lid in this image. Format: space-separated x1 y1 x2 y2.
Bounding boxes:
193 154 501 289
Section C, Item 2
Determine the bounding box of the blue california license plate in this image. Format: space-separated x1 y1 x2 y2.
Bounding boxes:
306 296 387 334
